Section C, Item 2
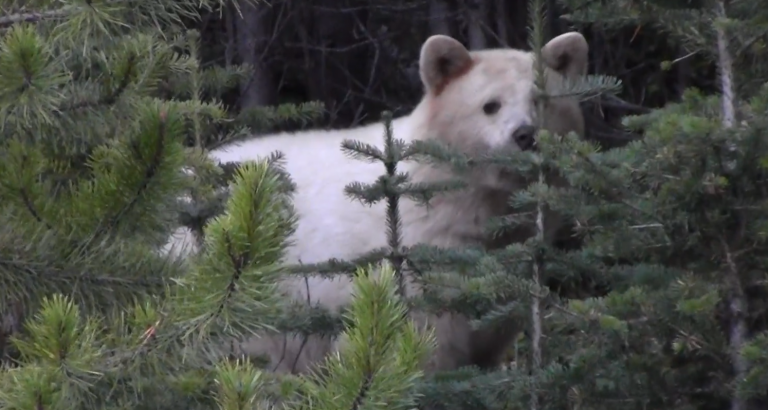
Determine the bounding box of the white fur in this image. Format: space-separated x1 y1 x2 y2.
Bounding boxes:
167 107 491 373
164 33 588 375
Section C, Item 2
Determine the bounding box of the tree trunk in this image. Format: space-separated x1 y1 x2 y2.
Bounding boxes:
235 1 275 110
464 0 487 50
494 0 509 47
428 0 453 36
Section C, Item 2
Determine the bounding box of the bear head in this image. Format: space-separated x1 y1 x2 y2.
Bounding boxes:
414 32 589 190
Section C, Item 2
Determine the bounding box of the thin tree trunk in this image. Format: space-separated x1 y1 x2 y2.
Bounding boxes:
714 3 747 410
715 1 735 128
224 1 237 67
235 1 275 109
428 0 453 36
465 0 487 50
546 0 562 39
494 0 509 47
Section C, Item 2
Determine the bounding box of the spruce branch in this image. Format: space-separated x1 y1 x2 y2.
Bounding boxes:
283 248 391 278
561 142 665 226
339 110 430 298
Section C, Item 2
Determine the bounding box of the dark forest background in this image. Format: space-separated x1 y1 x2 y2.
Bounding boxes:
191 0 707 148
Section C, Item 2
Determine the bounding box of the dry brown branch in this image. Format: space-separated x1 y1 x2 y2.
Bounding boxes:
0 8 70 27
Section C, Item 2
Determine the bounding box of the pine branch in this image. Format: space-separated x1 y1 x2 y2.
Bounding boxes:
74 106 172 256
170 158 296 339
18 184 53 231
291 263 434 410
60 53 137 112
0 258 167 290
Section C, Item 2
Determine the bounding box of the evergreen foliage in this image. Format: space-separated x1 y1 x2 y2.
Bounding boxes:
287 263 435 410
0 0 321 323
535 85 768 409
0 2 434 402
0 0 325 409
1 156 299 410
4 0 768 409
497 0 768 409
559 0 768 98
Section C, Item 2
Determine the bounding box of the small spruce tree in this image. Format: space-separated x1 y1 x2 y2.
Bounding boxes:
499 0 768 409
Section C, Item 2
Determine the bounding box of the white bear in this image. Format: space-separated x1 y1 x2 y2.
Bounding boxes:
165 32 589 375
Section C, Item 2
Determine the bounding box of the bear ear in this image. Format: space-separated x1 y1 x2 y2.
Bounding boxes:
541 32 589 78
419 35 473 95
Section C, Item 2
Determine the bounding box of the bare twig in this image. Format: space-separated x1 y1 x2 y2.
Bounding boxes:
0 8 70 27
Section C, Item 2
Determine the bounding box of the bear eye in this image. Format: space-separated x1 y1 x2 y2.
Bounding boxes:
482 101 501 115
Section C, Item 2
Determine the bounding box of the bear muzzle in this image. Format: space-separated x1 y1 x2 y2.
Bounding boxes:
511 124 537 151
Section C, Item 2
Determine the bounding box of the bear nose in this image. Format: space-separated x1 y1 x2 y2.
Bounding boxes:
512 124 537 151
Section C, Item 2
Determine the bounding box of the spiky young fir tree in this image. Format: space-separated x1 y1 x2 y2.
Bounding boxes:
261 108 471 342
494 0 768 409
